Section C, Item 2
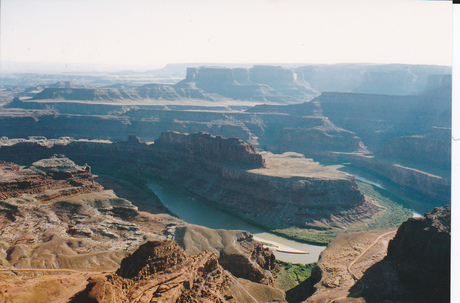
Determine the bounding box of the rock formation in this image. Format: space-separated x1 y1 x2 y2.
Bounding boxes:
344 154 450 203
153 131 265 168
249 65 317 98
0 156 286 302
149 133 381 230
378 126 451 170
386 206 450 302
295 63 450 95
0 155 102 202
304 205 451 302
174 224 278 286
70 240 286 303
0 156 171 271
9 65 318 104
245 87 451 203
0 132 381 232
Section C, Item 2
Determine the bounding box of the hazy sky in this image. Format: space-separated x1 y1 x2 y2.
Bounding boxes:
0 0 453 70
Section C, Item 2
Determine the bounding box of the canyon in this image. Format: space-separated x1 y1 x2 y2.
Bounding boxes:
0 132 382 233
0 156 287 302
1 66 451 206
0 63 451 302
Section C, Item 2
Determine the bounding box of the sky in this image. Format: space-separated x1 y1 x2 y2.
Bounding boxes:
0 0 453 71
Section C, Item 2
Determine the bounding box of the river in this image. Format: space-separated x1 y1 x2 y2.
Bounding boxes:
337 165 446 216
147 180 325 264
146 165 446 264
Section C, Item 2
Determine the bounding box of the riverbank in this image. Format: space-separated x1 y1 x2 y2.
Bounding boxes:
91 164 436 263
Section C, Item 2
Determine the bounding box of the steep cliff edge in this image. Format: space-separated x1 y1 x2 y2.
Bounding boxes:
378 126 451 171
304 206 450 302
153 131 265 168
175 65 318 102
0 132 382 235
151 132 381 230
11 65 318 105
386 206 450 302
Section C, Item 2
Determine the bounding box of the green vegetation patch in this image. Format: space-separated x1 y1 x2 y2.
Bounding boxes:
356 180 412 229
275 261 316 292
272 228 336 245
272 181 412 245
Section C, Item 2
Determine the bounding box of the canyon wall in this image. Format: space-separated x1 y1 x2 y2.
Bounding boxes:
295 64 450 95
153 131 264 168
0 132 379 231
12 65 319 104
378 126 451 170
348 155 450 202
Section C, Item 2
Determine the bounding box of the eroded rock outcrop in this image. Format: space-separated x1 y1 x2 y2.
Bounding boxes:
0 156 176 270
70 240 286 303
174 224 277 286
0 155 102 202
0 156 287 302
304 206 451 303
386 206 450 302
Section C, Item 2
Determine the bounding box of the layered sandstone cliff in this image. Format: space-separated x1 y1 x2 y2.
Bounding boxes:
149 132 380 230
13 65 318 104
153 131 265 168
378 126 451 170
0 132 380 232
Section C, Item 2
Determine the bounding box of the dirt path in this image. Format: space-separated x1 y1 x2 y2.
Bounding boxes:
325 230 396 303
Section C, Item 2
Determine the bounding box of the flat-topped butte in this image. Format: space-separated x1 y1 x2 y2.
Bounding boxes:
249 152 350 181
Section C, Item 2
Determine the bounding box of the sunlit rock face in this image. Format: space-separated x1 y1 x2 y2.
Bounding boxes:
71 240 286 303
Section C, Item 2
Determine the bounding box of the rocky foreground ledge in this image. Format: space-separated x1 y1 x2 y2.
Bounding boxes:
71 240 285 303
0 132 382 232
304 205 450 303
0 156 287 302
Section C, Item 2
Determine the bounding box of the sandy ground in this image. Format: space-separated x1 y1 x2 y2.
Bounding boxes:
253 236 308 254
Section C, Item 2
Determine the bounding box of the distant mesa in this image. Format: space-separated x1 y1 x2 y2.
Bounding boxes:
177 65 318 102
16 65 319 104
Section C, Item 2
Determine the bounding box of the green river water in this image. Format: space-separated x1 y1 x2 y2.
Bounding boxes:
145 165 447 264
